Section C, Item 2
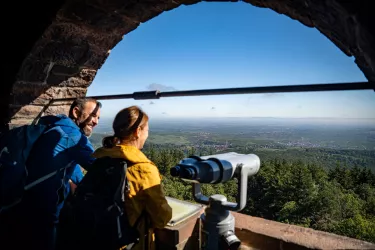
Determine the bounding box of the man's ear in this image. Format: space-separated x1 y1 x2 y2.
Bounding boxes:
72 107 81 120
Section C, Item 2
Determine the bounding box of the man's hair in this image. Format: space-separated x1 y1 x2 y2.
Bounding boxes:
68 98 102 118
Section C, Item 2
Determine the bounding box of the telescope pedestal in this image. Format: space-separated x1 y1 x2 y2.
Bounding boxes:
201 194 240 250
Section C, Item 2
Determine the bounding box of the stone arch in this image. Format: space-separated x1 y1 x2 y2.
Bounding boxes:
3 0 375 129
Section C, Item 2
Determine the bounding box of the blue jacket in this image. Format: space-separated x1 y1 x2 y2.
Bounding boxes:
70 165 84 186
20 114 95 224
64 164 84 196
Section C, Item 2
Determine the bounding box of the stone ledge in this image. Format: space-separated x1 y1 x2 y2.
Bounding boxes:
232 212 375 250
154 202 375 250
155 205 204 250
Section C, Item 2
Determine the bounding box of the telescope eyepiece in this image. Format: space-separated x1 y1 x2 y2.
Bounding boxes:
180 167 196 179
170 166 180 177
170 165 197 180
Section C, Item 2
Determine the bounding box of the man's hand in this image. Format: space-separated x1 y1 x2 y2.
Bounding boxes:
69 179 78 194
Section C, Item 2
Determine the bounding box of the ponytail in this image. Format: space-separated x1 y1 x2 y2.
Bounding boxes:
102 135 118 148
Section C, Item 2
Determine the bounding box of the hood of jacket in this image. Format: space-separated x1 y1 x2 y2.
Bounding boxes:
38 114 80 130
92 144 152 165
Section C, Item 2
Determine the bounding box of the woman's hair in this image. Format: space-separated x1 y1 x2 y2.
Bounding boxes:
102 106 149 148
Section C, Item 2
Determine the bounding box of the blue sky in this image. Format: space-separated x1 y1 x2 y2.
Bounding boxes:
87 2 375 119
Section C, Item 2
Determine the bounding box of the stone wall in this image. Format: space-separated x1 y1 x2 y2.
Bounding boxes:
3 0 375 129
232 212 375 250
154 202 375 250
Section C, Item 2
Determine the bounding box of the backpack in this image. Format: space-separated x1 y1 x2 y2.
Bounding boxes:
0 123 54 213
60 157 143 250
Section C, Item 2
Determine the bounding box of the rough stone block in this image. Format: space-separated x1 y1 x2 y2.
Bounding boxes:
39 86 87 100
42 22 125 50
50 64 82 76
46 73 72 86
11 82 49 105
115 2 164 23
58 2 128 31
44 104 71 116
82 49 110 69
16 58 51 82
9 105 44 119
51 75 93 88
47 67 96 87
9 118 34 128
31 40 90 66
11 83 86 106
88 0 177 23
78 68 97 83
9 104 70 122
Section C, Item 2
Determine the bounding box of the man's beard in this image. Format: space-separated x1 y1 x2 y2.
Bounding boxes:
82 126 92 137
76 117 93 137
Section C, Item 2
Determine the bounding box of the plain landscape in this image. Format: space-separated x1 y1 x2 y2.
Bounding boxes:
91 117 375 170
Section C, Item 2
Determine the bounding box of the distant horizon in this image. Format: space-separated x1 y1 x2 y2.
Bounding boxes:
97 115 375 120
94 116 375 130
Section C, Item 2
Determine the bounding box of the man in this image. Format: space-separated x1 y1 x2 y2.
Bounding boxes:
0 98 101 250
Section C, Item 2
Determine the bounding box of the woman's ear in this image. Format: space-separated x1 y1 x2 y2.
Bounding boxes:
134 127 141 139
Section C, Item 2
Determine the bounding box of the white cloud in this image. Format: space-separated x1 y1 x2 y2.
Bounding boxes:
146 83 176 91
261 93 283 98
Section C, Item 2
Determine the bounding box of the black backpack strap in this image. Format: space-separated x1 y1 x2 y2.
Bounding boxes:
116 159 146 230
113 159 145 228
113 159 127 206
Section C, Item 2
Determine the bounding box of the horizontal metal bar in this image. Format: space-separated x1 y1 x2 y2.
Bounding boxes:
51 81 375 102
53 93 134 102
159 81 375 98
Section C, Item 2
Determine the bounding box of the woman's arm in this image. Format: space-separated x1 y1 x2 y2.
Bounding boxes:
141 164 172 229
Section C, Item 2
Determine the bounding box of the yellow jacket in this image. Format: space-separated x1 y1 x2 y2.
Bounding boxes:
92 145 172 250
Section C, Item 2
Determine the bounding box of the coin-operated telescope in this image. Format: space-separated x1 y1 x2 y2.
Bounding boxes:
170 152 261 250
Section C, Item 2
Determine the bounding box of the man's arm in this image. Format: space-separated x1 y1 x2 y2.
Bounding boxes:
70 165 84 184
69 165 84 194
68 133 95 170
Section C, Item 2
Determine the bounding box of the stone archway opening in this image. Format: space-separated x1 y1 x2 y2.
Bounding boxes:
4 0 375 129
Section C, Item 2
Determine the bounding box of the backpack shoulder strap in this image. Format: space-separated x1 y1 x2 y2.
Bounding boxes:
113 158 128 206
24 161 74 190
111 158 145 229
23 123 68 191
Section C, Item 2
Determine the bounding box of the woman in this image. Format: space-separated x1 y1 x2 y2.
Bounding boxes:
93 106 172 250
93 105 172 250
